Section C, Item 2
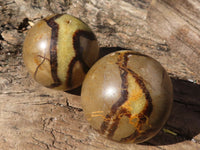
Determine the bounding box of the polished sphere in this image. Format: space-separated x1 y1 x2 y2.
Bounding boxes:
23 14 99 91
81 50 173 143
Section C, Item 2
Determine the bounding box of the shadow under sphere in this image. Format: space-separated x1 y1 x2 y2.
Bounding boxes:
145 78 200 145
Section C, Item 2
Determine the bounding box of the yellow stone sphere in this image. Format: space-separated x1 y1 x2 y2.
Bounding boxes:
81 50 173 143
23 14 99 91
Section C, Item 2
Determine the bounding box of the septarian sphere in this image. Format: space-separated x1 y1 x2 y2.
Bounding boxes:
81 50 173 143
23 14 99 91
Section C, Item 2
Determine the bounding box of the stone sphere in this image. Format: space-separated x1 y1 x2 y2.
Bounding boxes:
81 50 173 143
23 14 99 91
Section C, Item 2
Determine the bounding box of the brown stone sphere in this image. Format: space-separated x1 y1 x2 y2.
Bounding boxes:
23 14 99 91
81 50 173 143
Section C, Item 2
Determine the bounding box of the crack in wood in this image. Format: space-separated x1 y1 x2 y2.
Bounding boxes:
50 129 56 148
66 100 83 112
32 137 50 150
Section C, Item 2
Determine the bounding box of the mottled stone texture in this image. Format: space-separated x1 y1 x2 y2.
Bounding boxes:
23 14 99 91
81 51 173 143
0 0 200 150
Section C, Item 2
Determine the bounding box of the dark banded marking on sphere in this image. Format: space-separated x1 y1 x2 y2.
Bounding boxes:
100 52 153 142
23 14 99 91
67 30 97 87
44 14 62 88
81 50 173 143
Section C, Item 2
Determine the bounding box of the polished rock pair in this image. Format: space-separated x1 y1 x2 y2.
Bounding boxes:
23 14 173 143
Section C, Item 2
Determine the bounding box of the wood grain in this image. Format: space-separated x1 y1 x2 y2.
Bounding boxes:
147 0 200 82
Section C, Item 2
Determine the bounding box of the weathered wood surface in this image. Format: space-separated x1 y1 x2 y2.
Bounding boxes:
147 0 200 82
0 0 200 149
